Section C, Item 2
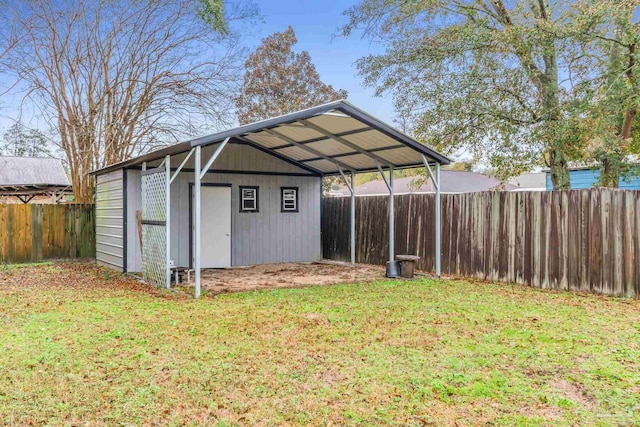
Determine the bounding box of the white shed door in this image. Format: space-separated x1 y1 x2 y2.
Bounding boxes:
194 185 231 268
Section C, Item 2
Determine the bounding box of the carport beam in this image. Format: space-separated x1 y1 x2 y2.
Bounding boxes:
200 137 231 180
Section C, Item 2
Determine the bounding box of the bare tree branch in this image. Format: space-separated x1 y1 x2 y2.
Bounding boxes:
0 0 254 202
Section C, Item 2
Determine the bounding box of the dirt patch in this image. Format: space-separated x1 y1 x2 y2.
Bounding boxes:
518 404 563 421
548 378 596 408
199 261 386 294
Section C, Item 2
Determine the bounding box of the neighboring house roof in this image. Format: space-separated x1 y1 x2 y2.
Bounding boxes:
334 170 516 196
90 100 451 177
508 172 547 191
0 156 70 195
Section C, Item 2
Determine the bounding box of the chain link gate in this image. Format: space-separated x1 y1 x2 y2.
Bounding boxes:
141 167 167 287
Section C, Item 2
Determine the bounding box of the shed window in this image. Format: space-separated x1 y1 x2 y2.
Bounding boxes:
240 186 259 212
281 187 298 212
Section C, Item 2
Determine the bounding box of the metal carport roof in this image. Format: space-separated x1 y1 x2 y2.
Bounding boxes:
90 100 451 176
0 156 71 199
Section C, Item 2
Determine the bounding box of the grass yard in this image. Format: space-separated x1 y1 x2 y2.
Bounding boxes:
0 262 639 426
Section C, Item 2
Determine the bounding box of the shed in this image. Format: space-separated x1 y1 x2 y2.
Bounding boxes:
508 172 547 192
545 167 640 190
89 101 451 296
0 156 71 203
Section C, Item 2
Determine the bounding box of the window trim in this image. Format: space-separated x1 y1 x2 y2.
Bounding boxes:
280 186 299 213
239 186 259 213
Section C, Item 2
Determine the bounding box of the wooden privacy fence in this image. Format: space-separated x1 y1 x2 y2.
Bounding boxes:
0 204 95 263
322 189 640 297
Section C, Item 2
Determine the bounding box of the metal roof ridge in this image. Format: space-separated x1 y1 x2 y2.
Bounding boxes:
89 100 452 176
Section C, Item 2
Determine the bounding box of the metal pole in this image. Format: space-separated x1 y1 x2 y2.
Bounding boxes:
435 163 441 277
200 137 231 179
165 154 171 289
170 148 194 184
350 170 356 264
194 146 201 298
389 167 394 262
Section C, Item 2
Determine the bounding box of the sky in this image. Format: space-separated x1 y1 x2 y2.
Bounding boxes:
239 0 396 123
0 0 400 148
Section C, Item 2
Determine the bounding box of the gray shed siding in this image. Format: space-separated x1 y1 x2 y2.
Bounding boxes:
126 169 143 273
170 172 321 267
95 169 124 270
123 142 321 272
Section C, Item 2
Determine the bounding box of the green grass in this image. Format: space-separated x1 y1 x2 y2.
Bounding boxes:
0 262 639 426
0 261 53 272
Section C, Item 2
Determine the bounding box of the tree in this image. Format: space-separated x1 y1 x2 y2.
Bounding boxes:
236 26 347 194
574 1 639 187
0 0 255 202
444 162 475 172
341 0 598 189
235 26 348 125
1 122 51 157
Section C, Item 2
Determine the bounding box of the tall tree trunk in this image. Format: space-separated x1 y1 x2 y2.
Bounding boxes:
599 13 636 188
602 107 638 189
541 40 570 190
621 108 637 141
601 158 620 188
549 148 570 190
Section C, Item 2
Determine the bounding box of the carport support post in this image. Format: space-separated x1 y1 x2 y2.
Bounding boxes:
421 155 441 278
389 167 394 263
435 163 441 277
350 171 356 264
165 154 171 289
376 163 395 264
193 137 230 298
194 146 202 298
338 167 357 264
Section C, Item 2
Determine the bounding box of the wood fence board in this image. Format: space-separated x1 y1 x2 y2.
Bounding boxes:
452 194 460 275
588 191 602 293
0 204 95 263
561 191 570 290
601 189 612 294
540 191 551 289
579 190 591 293
636 195 640 297
622 192 635 295
7 206 17 262
322 189 639 297
612 191 624 295
567 191 580 291
31 205 43 261
549 192 559 289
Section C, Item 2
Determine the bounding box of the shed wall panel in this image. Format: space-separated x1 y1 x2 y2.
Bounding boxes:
126 169 143 273
545 169 640 190
124 143 322 271
95 169 124 271
168 172 321 267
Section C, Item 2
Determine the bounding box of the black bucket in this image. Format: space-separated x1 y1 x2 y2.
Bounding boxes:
385 260 401 278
